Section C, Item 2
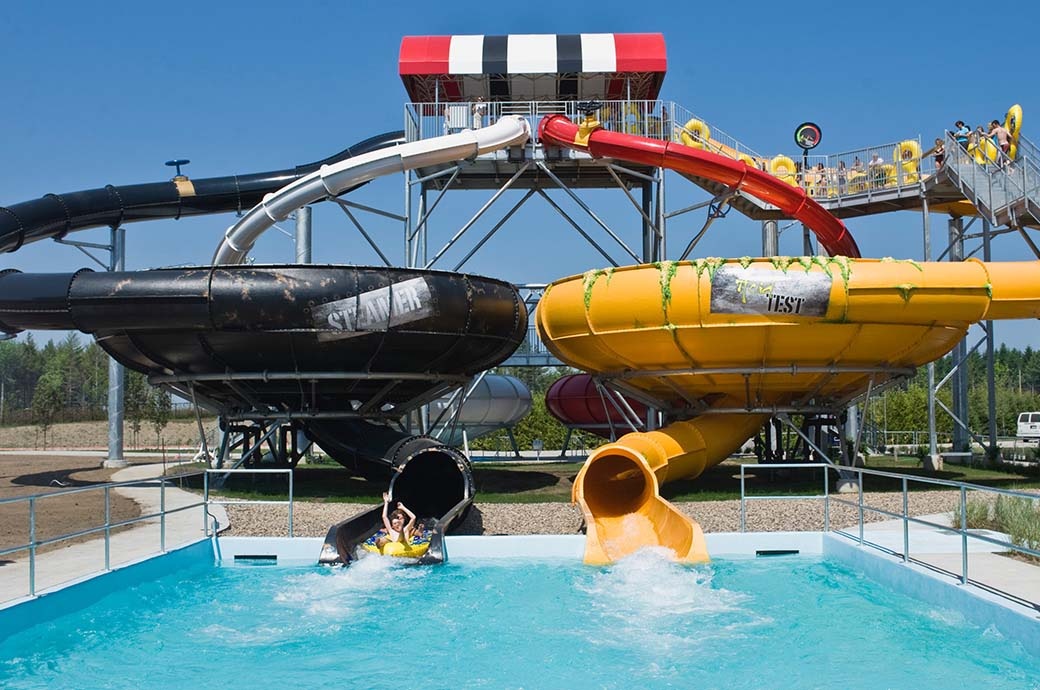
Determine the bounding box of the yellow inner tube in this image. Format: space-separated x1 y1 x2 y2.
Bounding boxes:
769 155 798 186
1005 104 1023 160
893 140 921 183
680 118 710 149
361 533 432 558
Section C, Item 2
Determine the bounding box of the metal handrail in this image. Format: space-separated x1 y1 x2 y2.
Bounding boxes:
739 462 1040 605
404 98 930 206
204 467 295 537
1 470 208 599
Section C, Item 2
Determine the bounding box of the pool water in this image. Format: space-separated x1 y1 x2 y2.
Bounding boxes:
2 549 1039 689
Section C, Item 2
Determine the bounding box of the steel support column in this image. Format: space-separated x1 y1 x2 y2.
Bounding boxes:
948 217 970 453
104 226 126 468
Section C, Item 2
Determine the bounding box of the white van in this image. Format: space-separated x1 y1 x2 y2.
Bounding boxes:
1016 412 1040 441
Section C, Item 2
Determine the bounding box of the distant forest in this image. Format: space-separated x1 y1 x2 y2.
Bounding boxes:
2 334 1040 447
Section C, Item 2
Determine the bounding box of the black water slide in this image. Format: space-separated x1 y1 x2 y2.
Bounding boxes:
0 265 527 562
0 131 403 253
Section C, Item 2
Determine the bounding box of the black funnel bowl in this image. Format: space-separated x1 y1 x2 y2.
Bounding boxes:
0 265 527 423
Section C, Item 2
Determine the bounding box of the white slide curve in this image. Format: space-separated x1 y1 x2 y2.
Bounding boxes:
213 116 532 264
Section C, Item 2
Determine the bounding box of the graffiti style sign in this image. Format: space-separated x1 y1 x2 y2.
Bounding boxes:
313 277 433 341
710 266 831 317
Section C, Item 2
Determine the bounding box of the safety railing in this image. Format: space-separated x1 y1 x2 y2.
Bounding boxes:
404 99 932 206
0 470 208 602
204 467 295 536
739 462 1040 608
0 467 297 606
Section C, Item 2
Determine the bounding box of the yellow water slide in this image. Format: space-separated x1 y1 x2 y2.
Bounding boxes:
537 257 1040 564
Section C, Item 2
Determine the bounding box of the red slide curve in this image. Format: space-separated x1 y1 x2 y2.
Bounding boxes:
538 115 861 258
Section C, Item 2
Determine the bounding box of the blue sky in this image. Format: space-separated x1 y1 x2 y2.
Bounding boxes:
2 0 1038 348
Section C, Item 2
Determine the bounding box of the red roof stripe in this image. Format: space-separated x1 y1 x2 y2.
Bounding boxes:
613 34 667 73
399 36 451 75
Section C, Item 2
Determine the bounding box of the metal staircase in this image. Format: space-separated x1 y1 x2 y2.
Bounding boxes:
941 132 1040 230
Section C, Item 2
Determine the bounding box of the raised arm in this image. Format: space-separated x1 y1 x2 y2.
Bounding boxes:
398 502 417 540
381 492 393 532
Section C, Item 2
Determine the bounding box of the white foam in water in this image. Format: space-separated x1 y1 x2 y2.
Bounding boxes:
274 554 429 618
582 548 746 617
577 548 766 655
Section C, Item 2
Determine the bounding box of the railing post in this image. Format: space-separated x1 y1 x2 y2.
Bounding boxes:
288 469 294 538
824 466 830 532
28 496 36 597
104 486 111 571
902 477 909 562
858 473 865 544
203 471 210 536
739 465 747 532
160 476 166 553
960 486 968 585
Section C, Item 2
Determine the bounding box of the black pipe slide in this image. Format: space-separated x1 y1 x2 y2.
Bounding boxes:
315 420 475 566
0 265 527 419
0 131 404 253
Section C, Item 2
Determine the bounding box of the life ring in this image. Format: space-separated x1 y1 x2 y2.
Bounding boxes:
769 155 798 186
737 153 756 167
680 119 710 150
361 532 432 558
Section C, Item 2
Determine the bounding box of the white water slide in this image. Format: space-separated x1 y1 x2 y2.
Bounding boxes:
213 116 532 264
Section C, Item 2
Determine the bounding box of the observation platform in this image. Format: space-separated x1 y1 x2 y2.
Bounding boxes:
403 98 1036 230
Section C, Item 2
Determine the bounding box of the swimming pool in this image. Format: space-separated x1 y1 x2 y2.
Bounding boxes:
2 543 1039 689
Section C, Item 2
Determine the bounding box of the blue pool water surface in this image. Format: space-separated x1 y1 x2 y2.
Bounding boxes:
1 549 1038 689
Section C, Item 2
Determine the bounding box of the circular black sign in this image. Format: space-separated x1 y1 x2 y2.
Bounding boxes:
794 122 822 150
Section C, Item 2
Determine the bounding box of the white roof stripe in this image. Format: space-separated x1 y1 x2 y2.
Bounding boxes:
580 34 616 72
449 35 485 75
506 34 558 73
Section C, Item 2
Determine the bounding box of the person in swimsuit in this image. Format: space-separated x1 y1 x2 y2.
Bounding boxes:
376 492 417 554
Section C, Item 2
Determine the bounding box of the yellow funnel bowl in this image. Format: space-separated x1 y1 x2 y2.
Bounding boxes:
539 257 1040 564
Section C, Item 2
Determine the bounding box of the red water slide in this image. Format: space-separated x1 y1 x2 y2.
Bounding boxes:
537 115 861 258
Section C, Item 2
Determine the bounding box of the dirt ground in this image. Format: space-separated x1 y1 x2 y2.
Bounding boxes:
0 454 152 560
0 419 216 452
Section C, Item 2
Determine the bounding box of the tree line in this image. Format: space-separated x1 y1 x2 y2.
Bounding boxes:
3 334 1040 448
0 334 173 448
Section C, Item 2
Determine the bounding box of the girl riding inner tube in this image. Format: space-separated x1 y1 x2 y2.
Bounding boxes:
680 119 710 150
361 529 432 558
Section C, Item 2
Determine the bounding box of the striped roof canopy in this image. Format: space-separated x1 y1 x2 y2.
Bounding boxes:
399 33 666 103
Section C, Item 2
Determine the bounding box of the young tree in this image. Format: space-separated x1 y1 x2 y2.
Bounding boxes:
31 371 64 449
148 386 173 449
124 371 150 449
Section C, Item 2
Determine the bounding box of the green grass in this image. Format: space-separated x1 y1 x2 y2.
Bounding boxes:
956 494 1040 560
181 456 1040 504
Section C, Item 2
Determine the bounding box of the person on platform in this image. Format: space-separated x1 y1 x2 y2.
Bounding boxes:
953 120 970 149
472 96 487 129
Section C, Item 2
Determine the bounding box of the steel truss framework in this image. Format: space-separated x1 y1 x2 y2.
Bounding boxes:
43 112 1039 466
